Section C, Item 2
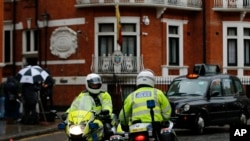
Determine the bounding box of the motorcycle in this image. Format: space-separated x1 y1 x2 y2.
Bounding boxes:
58 97 117 141
110 100 178 141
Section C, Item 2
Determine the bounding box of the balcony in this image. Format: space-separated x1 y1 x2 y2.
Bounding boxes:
213 0 250 11
91 54 144 74
75 0 202 18
76 0 202 8
75 0 202 11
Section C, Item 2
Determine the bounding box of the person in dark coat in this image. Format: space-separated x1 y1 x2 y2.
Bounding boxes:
40 69 55 111
21 82 41 124
2 76 22 124
0 84 5 120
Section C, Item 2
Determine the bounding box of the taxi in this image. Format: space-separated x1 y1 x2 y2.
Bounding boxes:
166 64 250 134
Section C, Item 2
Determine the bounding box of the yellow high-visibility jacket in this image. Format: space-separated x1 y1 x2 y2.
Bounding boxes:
119 87 172 126
66 91 113 116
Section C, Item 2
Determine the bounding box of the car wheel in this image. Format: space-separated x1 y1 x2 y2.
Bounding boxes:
239 113 247 125
230 112 248 128
194 114 205 134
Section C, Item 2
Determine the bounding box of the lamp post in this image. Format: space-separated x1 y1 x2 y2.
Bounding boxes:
42 11 49 68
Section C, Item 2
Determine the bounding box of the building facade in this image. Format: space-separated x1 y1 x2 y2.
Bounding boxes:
0 1 3 81
2 0 250 111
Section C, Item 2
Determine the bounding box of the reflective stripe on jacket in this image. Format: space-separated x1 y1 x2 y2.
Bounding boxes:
119 87 171 125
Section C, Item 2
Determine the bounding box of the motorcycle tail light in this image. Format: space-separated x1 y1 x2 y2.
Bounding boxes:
134 135 146 141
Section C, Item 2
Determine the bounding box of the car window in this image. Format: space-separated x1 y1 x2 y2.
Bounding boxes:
222 78 235 96
234 79 244 95
167 80 208 96
210 79 222 96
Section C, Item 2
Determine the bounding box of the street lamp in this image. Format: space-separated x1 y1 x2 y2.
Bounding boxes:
42 11 50 67
142 16 150 26
42 11 50 28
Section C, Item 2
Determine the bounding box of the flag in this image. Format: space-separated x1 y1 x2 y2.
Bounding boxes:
116 5 122 47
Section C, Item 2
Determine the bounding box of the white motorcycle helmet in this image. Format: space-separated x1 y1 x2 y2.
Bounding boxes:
85 73 102 94
136 69 155 87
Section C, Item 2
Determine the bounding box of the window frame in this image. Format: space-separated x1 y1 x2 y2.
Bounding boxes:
164 19 185 67
22 29 39 55
3 27 13 64
22 29 40 66
210 79 222 97
227 27 238 66
244 28 250 66
94 17 140 71
222 78 235 96
223 22 250 70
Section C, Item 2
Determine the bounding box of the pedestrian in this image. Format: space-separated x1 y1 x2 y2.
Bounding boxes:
119 69 172 134
40 68 55 111
21 81 41 125
0 84 5 120
2 76 22 124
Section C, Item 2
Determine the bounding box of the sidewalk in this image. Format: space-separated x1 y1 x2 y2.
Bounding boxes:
0 118 61 141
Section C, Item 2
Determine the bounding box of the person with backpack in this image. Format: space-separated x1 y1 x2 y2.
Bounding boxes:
2 76 22 124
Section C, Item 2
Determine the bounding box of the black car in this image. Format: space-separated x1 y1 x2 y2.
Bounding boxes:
166 64 250 134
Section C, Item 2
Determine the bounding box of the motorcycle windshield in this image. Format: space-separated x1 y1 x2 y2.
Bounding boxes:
77 95 94 111
69 95 95 111
68 96 95 124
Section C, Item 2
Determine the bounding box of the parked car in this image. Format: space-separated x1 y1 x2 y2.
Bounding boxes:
166 64 250 134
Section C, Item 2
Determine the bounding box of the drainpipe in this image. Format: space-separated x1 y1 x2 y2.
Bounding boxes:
35 0 41 66
12 0 17 75
202 0 206 63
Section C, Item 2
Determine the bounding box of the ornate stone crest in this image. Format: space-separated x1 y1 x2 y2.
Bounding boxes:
112 50 123 73
50 26 78 59
112 50 123 65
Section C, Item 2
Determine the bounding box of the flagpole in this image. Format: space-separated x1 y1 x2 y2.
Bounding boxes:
115 4 127 126
115 4 122 51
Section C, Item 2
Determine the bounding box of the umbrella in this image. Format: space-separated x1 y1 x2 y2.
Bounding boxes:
16 65 49 84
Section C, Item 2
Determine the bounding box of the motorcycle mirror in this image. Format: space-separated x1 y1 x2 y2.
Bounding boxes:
147 100 155 109
58 122 66 130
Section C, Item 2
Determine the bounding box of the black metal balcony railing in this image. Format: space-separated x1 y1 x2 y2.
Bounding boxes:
75 0 203 9
214 0 250 10
91 54 144 74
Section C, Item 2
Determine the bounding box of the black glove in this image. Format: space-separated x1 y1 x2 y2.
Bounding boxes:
161 121 170 128
121 124 129 132
61 113 68 121
99 110 111 121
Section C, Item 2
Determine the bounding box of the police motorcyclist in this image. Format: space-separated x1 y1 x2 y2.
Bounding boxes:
65 73 114 139
119 69 172 135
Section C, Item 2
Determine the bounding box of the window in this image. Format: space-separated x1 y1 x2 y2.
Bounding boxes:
22 30 40 65
98 23 137 56
4 30 12 63
95 17 140 73
244 28 250 66
167 80 209 96
243 0 250 7
210 79 222 96
224 23 250 68
121 24 137 56
98 23 114 56
234 78 244 95
23 30 39 54
227 28 237 66
222 79 235 96
168 25 180 65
